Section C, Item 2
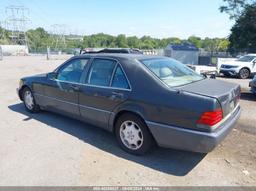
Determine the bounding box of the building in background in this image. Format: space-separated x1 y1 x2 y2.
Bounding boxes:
0 45 29 56
164 43 199 65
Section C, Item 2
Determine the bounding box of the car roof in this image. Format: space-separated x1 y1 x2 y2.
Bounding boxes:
74 53 165 61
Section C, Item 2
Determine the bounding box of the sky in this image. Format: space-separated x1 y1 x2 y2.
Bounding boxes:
0 0 234 39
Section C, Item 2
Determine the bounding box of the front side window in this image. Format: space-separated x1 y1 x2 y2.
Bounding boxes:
141 58 204 87
111 66 130 89
88 59 116 86
57 59 88 83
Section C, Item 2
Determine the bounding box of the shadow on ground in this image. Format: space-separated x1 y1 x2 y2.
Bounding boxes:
8 103 206 176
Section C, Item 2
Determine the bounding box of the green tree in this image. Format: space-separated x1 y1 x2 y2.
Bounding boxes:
188 36 202 48
116 34 128 48
229 3 256 53
26 27 50 52
220 0 255 19
159 37 181 48
218 39 230 51
127 36 140 48
0 27 11 44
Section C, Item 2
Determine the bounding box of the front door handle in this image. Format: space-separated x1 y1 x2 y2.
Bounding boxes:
69 84 80 91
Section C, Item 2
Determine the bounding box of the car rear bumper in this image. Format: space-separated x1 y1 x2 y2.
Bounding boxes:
146 105 241 153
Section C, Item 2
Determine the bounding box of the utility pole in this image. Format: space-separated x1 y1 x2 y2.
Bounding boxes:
50 24 66 51
5 5 30 46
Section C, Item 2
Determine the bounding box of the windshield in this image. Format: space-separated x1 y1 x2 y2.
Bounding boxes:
237 56 256 62
141 58 204 87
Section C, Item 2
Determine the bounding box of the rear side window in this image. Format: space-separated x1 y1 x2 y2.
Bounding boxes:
111 66 130 89
88 59 116 86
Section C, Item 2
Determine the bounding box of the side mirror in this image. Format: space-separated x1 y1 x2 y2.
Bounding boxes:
47 72 57 80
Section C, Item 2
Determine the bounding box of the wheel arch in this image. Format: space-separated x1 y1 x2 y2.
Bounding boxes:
109 103 148 132
18 85 32 101
239 67 251 78
111 109 158 148
240 67 251 72
113 110 145 130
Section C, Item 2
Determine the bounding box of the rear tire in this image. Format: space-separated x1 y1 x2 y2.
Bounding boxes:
22 87 40 113
115 113 154 155
239 68 250 79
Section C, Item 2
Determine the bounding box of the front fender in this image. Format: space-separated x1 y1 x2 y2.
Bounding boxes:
17 80 33 101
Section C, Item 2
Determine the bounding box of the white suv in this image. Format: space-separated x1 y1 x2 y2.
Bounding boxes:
219 54 256 79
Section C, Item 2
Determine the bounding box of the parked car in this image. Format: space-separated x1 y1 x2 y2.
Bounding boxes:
81 48 143 55
219 54 256 79
17 54 241 155
249 75 256 94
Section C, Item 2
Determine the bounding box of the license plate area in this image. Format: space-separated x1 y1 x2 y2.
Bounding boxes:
229 100 235 112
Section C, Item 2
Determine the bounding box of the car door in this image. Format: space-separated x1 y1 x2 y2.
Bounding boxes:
43 58 89 117
78 58 131 130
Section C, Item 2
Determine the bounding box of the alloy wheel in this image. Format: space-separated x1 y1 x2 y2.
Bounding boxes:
24 90 34 110
119 120 144 150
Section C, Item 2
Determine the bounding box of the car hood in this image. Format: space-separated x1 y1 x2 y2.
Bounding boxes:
177 79 240 117
22 73 48 80
221 60 249 66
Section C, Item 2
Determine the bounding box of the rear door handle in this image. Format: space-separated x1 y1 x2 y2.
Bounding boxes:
112 91 124 99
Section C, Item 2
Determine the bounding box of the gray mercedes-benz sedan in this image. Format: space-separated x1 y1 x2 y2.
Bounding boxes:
17 54 241 155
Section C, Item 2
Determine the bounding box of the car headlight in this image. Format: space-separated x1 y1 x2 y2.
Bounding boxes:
19 79 24 87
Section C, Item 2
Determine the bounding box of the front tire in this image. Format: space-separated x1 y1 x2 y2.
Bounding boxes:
115 113 154 155
22 87 40 113
239 68 250 79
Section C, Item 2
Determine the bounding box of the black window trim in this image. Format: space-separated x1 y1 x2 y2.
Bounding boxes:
53 57 132 92
87 58 117 86
110 64 130 89
85 57 132 91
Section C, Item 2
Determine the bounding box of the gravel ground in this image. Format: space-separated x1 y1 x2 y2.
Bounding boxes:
0 56 255 186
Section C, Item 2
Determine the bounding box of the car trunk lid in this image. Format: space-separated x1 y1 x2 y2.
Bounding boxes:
176 79 240 117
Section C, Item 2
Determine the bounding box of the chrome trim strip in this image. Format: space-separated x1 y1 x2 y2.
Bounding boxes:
34 93 78 106
51 79 132 92
79 104 114 114
34 93 114 114
82 83 131 91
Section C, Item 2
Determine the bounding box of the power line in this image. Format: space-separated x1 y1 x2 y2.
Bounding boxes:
5 5 30 45
50 24 67 50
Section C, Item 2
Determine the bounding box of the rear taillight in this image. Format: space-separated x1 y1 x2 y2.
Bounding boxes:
197 109 223 127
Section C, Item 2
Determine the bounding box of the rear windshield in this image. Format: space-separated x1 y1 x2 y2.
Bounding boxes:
140 58 204 87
